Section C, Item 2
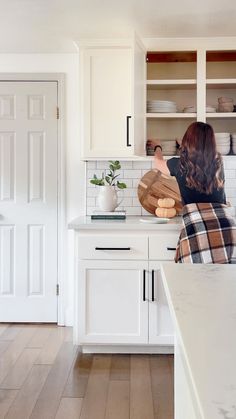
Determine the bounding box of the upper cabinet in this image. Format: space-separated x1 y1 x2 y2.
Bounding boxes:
76 37 236 159
77 38 146 159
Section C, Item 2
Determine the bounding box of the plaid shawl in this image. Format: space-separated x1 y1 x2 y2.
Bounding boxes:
175 203 236 264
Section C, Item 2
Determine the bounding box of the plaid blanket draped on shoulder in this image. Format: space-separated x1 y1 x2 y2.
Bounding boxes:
175 203 236 263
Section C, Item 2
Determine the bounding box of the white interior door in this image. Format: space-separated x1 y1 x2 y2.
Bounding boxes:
0 81 58 322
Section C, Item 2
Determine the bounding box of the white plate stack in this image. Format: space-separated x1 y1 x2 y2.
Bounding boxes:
231 133 236 154
147 100 177 113
214 132 231 155
206 105 217 113
182 105 216 113
161 140 177 155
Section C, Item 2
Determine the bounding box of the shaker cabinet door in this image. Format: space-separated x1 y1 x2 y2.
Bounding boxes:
77 260 149 344
148 261 174 346
82 48 133 158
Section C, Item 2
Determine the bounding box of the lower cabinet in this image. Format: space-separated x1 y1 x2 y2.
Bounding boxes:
76 258 174 348
148 261 174 345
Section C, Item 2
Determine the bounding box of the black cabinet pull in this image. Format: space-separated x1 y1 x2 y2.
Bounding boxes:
143 270 146 301
167 246 176 251
152 270 155 301
126 115 132 147
95 247 131 251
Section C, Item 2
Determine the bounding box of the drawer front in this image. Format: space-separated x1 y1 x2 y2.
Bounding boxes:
149 233 179 260
78 234 148 260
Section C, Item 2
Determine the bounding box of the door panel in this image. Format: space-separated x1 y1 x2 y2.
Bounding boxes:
148 262 174 346
0 81 58 322
77 260 148 344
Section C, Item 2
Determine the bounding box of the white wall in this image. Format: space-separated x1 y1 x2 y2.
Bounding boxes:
0 54 85 325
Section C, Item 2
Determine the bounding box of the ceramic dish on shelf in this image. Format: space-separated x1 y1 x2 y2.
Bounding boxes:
139 217 169 224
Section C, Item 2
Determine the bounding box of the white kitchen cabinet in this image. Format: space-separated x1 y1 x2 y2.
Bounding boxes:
72 223 180 352
78 38 146 159
148 262 174 345
76 259 148 344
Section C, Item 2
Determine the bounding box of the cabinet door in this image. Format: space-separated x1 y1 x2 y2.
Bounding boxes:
148 261 174 346
77 260 149 344
82 48 133 158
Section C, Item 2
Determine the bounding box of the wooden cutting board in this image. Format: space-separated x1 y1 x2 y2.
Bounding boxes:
138 169 182 215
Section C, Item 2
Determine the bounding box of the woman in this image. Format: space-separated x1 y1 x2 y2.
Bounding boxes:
147 121 236 263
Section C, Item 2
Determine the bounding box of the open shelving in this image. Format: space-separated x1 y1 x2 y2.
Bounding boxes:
146 51 197 156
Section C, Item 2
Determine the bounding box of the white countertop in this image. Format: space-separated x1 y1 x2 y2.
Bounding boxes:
161 263 236 419
68 215 183 231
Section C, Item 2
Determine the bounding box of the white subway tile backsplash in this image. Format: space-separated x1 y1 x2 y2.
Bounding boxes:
120 161 133 169
96 161 110 169
224 169 236 179
87 188 99 198
132 178 140 188
87 169 103 179
132 197 141 207
121 198 133 206
132 161 152 170
125 207 142 215
119 178 133 188
123 188 138 198
226 188 236 198
86 159 236 215
225 178 236 188
87 161 97 169
141 208 153 216
87 197 96 206
224 158 236 169
123 169 142 179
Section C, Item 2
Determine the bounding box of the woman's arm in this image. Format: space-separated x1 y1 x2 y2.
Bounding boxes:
146 140 170 175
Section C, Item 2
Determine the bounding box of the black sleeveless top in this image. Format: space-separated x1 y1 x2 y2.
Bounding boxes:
166 157 226 206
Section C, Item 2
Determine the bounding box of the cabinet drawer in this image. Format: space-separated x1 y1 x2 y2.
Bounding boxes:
149 233 179 260
77 234 148 260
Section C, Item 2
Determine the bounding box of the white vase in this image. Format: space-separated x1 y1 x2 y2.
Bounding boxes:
97 185 120 211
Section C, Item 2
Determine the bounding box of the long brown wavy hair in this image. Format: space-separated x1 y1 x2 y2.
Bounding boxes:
179 122 224 194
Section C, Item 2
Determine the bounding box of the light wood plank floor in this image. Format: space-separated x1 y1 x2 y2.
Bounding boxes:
0 324 173 419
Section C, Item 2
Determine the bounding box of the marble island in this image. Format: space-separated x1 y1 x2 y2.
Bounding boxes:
161 263 236 419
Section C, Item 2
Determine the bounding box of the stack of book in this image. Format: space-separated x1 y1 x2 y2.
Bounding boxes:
91 210 126 220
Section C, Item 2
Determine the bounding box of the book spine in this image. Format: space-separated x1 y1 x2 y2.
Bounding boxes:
91 215 126 220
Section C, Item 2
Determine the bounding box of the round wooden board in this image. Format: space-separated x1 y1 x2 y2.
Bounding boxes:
137 169 182 215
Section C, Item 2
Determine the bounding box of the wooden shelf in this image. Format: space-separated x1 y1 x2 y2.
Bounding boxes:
206 113 236 118
147 80 196 90
206 51 236 62
146 113 196 119
146 51 197 63
206 79 236 89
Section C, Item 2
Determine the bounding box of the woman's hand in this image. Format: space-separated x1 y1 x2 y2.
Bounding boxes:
146 139 161 149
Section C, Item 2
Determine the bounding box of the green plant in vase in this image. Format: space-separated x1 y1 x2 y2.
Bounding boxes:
90 160 127 189
90 161 127 211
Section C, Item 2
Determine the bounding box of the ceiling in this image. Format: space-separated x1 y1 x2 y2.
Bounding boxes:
0 0 236 52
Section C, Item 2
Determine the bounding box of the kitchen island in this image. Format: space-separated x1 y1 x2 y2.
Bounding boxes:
161 263 236 419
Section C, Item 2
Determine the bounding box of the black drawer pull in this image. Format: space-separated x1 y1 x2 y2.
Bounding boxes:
95 247 131 251
126 115 132 147
143 270 146 301
152 270 155 302
167 247 176 251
